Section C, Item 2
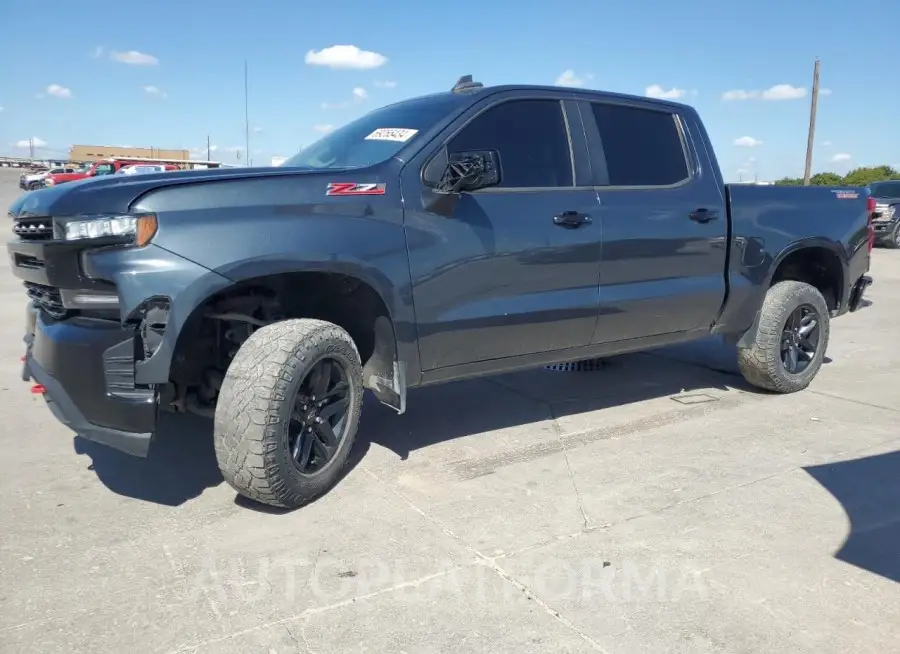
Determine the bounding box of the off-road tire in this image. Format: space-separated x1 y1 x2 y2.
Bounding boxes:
214 318 364 509
737 280 830 393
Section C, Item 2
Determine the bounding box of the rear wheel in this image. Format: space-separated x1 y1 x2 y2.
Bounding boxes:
214 318 363 509
737 280 830 393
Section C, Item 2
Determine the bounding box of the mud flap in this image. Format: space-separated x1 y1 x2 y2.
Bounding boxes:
362 315 406 414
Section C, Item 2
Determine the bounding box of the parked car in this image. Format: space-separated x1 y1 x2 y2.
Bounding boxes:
116 164 181 176
8 76 874 509
19 166 78 190
868 180 900 248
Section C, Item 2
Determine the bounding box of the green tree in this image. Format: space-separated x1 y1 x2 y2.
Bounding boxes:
808 172 844 186
773 165 899 187
842 165 899 187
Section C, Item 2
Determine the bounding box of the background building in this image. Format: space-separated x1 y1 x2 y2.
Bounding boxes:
69 145 190 162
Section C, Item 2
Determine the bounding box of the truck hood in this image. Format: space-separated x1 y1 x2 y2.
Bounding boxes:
8 166 338 218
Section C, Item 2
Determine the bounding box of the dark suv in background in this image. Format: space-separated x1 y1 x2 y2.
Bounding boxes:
869 180 900 248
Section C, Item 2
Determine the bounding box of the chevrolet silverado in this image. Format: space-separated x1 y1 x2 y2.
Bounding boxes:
8 76 874 509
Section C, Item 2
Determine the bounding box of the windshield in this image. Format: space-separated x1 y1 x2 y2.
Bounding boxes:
868 181 900 198
282 94 464 170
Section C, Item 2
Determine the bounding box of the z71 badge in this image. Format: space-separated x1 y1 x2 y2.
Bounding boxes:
326 182 387 196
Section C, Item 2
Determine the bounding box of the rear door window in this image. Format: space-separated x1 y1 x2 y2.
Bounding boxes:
448 99 574 188
588 103 690 187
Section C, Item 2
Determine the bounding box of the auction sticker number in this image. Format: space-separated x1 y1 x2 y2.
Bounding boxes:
365 128 419 142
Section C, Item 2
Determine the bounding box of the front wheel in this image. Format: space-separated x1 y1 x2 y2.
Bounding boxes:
737 280 830 393
214 318 364 509
883 222 900 249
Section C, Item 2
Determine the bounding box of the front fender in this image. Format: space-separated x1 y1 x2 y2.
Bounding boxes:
85 244 234 385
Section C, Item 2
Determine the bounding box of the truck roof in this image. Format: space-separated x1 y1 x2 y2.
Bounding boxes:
380 82 694 116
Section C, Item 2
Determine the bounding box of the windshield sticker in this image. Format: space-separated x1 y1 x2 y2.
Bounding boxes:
326 182 387 196
364 128 419 143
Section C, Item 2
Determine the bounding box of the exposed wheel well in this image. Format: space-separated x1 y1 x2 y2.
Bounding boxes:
166 271 398 415
770 247 843 312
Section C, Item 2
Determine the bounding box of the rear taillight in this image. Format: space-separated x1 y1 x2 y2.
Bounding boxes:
866 196 876 252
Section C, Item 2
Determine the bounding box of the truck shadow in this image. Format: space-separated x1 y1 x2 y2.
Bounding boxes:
76 336 765 508
804 449 900 584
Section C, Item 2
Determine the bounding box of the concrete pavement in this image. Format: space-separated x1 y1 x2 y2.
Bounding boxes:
1 169 898 653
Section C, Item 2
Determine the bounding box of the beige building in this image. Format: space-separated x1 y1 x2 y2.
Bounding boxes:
69 145 191 163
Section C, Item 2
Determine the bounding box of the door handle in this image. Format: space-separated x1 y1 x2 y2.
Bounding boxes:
689 208 718 223
553 211 592 228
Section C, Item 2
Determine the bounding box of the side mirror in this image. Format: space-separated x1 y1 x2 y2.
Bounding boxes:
423 148 500 194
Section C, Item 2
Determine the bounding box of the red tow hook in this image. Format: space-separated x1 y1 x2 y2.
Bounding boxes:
30 384 46 395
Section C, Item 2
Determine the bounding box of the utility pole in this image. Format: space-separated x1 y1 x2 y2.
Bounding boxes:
207 134 211 160
803 58 821 186
29 137 34 161
244 60 250 167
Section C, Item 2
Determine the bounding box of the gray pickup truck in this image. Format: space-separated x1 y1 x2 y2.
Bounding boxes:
8 76 874 509
869 180 900 247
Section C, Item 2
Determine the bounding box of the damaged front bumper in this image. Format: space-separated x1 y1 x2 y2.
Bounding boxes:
22 303 157 456
9 231 233 457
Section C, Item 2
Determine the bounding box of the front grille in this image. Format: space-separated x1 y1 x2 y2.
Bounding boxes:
12 216 53 240
24 282 70 320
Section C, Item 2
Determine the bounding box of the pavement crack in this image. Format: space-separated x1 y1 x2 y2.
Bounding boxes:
362 468 610 653
806 389 900 414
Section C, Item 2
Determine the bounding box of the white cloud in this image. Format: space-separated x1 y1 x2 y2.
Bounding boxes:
831 153 852 162
645 84 686 99
555 69 593 87
374 80 397 89
0 106 4 112
822 140 832 146
820 88 832 96
14 137 47 148
144 85 167 98
304 45 387 70
253 126 263 134
46 84 72 99
225 146 244 153
761 84 806 100
91 46 105 58
313 124 335 134
722 89 759 100
734 136 763 147
111 50 159 65
722 84 806 101
323 87 369 110
747 156 757 163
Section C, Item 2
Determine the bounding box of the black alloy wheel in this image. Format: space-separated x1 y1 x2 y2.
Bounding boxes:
781 303 821 375
287 357 352 476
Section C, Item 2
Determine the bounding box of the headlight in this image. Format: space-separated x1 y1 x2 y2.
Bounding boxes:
45 178 55 186
64 213 158 247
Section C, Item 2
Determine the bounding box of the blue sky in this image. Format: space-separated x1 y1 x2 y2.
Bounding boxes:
1 0 897 181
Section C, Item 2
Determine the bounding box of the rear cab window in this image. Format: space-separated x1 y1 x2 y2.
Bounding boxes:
585 101 692 187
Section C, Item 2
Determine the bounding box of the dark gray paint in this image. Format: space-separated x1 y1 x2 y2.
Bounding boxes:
7 84 874 399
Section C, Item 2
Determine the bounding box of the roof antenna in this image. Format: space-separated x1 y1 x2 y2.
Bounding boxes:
452 75 483 93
